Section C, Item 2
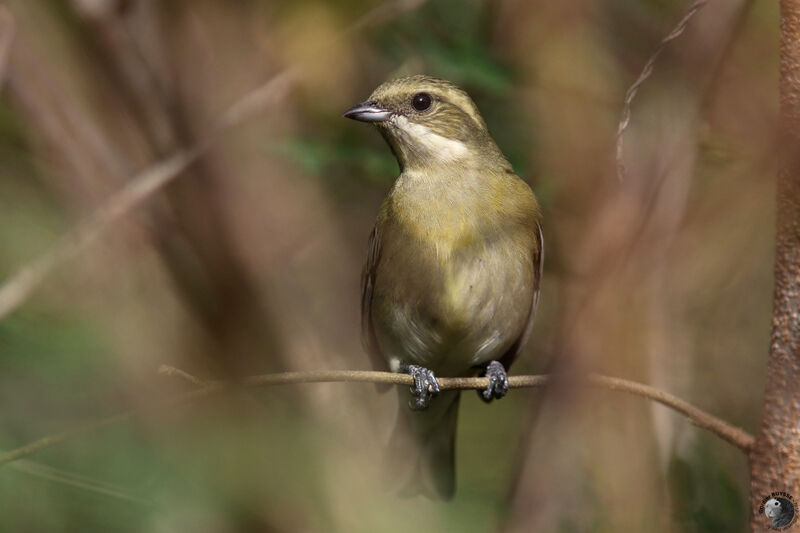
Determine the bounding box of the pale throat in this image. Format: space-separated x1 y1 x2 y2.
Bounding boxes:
389 115 474 168
389 164 490 262
385 115 487 256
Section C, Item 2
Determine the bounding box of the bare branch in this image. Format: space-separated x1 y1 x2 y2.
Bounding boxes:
616 0 708 183
0 367 754 468
233 370 755 452
750 0 800 523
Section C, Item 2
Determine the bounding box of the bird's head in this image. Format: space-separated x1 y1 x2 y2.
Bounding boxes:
344 75 509 172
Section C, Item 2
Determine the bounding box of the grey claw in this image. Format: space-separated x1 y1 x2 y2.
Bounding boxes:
406 365 439 410
480 360 509 403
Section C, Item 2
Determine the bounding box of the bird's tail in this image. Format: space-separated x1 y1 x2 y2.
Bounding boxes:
385 390 461 500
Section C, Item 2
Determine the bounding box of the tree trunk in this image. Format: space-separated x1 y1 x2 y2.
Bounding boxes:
749 1 800 530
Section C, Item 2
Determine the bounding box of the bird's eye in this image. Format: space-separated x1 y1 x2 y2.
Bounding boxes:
412 92 433 112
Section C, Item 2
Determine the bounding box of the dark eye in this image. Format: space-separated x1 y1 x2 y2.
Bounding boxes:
412 92 432 111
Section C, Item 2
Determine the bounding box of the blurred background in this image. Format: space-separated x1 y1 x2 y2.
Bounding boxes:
0 0 777 531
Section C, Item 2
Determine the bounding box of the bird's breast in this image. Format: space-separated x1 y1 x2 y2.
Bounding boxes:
372 209 534 374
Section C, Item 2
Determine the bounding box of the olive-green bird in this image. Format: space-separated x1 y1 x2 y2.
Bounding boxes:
344 75 543 500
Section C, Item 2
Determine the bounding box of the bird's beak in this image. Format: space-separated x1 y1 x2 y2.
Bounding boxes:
343 101 392 122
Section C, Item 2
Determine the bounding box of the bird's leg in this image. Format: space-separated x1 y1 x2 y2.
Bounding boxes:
479 360 509 403
403 364 440 410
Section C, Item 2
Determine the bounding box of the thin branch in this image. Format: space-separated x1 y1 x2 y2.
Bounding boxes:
616 0 709 183
0 367 754 468
0 0 429 322
235 370 755 452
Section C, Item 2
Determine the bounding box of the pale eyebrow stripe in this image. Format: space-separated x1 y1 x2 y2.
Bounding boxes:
436 97 485 131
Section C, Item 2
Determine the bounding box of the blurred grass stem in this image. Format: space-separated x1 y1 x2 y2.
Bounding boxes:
616 0 709 183
0 0 430 322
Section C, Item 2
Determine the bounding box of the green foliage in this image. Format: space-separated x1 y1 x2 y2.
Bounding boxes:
277 0 536 193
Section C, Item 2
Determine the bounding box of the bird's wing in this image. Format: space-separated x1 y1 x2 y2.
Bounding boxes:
361 225 390 378
499 222 544 369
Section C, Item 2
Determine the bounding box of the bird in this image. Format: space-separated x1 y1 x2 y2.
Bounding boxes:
344 75 543 500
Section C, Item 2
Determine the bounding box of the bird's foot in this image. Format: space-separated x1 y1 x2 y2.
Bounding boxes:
405 365 440 411
479 360 509 403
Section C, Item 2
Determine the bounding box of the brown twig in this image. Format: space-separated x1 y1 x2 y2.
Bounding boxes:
616 0 709 183
235 370 755 452
750 0 800 523
0 366 754 468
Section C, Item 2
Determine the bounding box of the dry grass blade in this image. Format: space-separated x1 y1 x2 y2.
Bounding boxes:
0 149 201 320
11 460 154 505
0 0 430 322
616 0 709 183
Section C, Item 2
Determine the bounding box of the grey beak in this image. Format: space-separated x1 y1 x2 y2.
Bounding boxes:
343 101 392 122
